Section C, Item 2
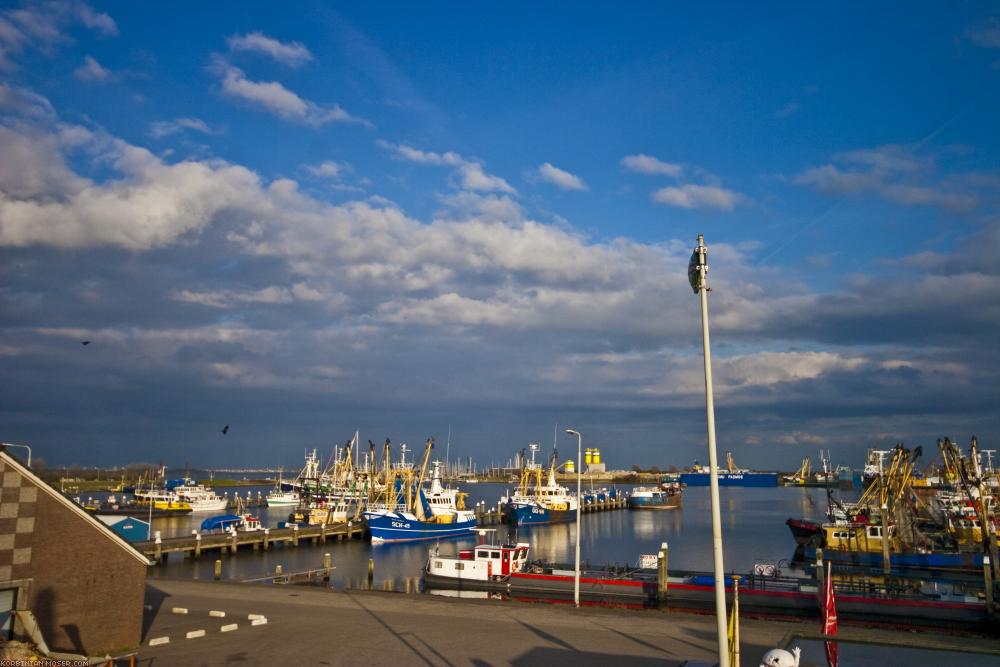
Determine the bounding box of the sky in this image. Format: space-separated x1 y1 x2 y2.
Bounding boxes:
1 1 999 470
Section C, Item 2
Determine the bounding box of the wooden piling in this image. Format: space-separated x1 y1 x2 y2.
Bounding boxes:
292 524 299 547
657 542 669 602
230 531 238 554
194 532 201 558
368 558 374 588
320 523 327 544
323 553 332 582
985 556 995 623
263 528 269 551
214 559 222 580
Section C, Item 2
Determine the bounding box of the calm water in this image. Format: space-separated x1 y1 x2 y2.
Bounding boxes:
131 483 832 588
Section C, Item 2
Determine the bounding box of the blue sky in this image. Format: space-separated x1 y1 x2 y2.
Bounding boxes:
1 1 999 470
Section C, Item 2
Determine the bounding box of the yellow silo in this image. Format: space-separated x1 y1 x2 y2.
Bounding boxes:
565 459 575 473
592 448 601 465
584 449 593 465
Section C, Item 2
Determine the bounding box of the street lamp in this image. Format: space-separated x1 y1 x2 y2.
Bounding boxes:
688 234 730 667
1 442 32 468
564 428 582 607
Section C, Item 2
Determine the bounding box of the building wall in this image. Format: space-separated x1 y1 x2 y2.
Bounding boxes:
0 456 147 655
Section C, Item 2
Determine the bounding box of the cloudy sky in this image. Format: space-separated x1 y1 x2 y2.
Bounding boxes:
1 2 998 469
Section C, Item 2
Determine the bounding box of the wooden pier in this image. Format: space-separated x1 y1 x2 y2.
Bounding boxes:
473 495 629 525
136 521 366 563
137 496 628 563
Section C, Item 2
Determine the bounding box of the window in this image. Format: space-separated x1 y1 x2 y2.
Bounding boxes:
454 563 464 570
0 589 14 641
476 550 488 558
491 551 500 559
434 561 443 568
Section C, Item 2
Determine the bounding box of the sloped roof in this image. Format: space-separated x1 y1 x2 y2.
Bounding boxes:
0 450 151 566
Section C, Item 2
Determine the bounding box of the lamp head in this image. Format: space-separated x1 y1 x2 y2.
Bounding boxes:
564 429 579 436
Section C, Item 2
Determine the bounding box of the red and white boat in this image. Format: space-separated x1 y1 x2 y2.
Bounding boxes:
423 531 530 591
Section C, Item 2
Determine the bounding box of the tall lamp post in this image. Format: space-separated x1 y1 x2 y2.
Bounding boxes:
688 234 730 667
565 428 583 607
1 442 32 468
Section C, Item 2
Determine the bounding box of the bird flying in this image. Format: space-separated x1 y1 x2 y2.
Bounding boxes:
221 425 229 435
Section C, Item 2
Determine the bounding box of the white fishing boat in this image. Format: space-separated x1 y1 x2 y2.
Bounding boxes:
166 478 228 512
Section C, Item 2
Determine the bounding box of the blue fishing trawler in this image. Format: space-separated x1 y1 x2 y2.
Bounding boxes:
679 452 778 487
502 445 578 525
364 438 477 543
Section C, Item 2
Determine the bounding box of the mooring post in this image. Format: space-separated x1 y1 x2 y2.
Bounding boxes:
984 556 995 622
292 523 299 547
263 527 270 551
230 529 238 554
214 559 222 580
154 532 162 564
323 552 332 582
658 541 669 603
815 547 825 607
194 531 201 558
320 522 327 543
368 558 375 588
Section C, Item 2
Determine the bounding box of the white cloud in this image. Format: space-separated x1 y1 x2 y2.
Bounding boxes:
0 123 262 249
305 161 351 179
227 31 312 67
652 184 743 210
795 145 979 213
455 163 515 193
74 55 112 82
620 154 683 178
968 17 1000 49
0 83 54 118
214 60 369 127
172 283 329 308
377 140 514 193
150 117 216 138
0 1 116 68
376 140 463 166
537 163 587 191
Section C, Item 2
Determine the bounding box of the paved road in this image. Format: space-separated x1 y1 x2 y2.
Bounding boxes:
137 580 1000 666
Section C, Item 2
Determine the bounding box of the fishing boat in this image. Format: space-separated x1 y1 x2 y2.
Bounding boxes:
627 482 682 510
502 444 578 525
266 473 300 507
423 530 530 590
149 478 227 512
679 452 778 487
364 438 477 543
132 489 194 513
200 513 262 532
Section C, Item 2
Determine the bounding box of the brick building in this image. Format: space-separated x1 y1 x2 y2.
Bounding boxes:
0 450 149 656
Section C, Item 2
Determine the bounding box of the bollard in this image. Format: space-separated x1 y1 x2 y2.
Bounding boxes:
263 527 270 551
194 531 202 558
368 558 375 588
323 552 333 581
292 523 299 547
321 522 327 544
657 542 669 603
154 533 162 564
230 529 238 554
815 547 825 607
214 559 222 580
984 556 995 622
275 564 283 576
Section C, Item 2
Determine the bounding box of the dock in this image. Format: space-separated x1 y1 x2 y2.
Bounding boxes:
136 496 628 563
473 495 629 525
135 522 366 563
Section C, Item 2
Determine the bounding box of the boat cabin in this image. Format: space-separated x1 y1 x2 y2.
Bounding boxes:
428 542 530 582
823 523 897 553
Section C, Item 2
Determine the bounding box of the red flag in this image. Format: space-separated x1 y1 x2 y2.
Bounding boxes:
823 561 838 667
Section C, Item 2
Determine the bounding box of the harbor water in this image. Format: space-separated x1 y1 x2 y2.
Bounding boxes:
136 483 832 589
